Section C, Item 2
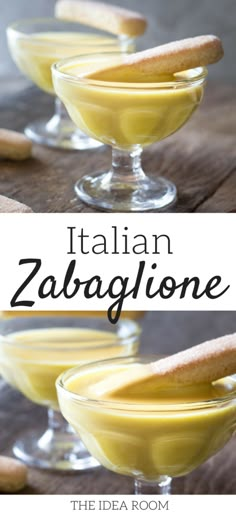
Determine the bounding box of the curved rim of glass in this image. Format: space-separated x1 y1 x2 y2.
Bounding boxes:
56 355 236 411
52 52 208 90
0 319 140 352
7 18 131 46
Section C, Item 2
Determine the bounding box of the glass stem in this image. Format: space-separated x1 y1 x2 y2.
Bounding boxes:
47 408 73 434
111 147 146 185
46 97 75 135
134 476 172 495
54 97 69 123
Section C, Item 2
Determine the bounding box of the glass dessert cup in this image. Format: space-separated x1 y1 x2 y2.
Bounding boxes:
0 315 140 471
7 19 134 150
57 355 236 493
52 53 207 211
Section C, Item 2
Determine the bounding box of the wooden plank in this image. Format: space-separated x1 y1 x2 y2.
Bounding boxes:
197 171 236 212
0 83 235 212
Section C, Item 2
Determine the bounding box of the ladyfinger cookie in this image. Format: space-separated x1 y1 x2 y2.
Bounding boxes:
0 195 33 213
95 333 236 398
150 332 236 386
55 0 147 36
88 35 223 81
0 456 27 493
0 129 32 161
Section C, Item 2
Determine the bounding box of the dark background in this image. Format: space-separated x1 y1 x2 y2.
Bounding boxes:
140 311 236 354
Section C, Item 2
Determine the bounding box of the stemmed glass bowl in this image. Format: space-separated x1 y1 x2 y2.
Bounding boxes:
52 53 207 210
0 314 140 470
7 18 134 150
57 355 236 493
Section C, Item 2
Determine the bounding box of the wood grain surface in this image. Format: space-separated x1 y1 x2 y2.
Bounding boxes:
0 82 236 213
1 312 236 495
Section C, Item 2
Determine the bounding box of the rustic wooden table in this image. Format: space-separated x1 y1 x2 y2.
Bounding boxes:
1 82 236 213
1 312 236 495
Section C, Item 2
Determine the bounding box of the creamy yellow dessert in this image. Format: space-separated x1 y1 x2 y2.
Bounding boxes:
53 55 205 150
7 31 123 94
0 328 138 410
58 360 236 480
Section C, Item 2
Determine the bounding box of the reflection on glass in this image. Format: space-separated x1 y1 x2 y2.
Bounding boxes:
0 315 140 470
7 19 134 149
53 53 207 211
57 355 236 492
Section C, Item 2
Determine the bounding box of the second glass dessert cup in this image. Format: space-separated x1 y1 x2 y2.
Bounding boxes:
0 315 140 470
7 19 134 150
52 53 207 211
57 355 236 493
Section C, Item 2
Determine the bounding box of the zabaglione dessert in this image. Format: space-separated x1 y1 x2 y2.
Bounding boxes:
53 36 222 151
57 333 236 492
7 31 122 95
52 34 223 211
0 327 137 409
0 318 139 409
7 1 146 149
0 315 139 470
54 62 204 150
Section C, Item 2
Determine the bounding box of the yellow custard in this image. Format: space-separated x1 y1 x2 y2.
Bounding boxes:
7 31 121 94
58 362 236 480
53 58 205 150
0 328 138 409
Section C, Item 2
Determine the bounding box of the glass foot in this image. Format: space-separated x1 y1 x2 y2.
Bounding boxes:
13 427 100 471
75 170 177 212
25 118 103 151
